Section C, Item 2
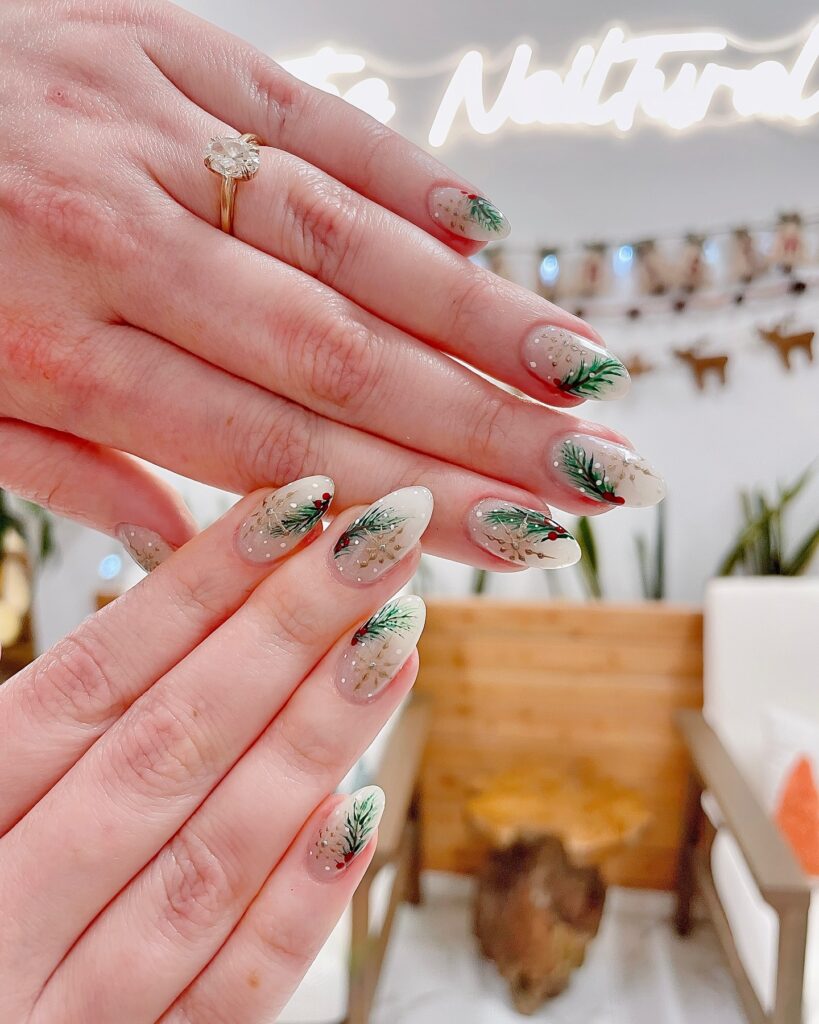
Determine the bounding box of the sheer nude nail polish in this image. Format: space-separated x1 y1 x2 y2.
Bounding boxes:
307 786 385 881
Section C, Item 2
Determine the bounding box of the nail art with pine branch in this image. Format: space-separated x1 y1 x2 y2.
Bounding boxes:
523 326 630 401
337 596 426 703
333 486 433 584
237 476 334 563
553 435 666 508
468 500 581 568
308 786 385 880
429 186 510 241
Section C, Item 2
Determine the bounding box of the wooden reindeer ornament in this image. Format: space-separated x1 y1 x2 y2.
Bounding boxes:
758 325 815 370
623 354 654 379
673 343 729 390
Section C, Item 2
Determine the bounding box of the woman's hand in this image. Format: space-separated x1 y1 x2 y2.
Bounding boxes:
0 0 664 572
0 477 431 1023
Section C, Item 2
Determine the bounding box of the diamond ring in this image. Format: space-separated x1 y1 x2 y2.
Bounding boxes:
203 134 263 235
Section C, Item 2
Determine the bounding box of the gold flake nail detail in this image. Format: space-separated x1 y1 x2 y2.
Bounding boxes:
117 525 175 573
336 596 426 703
333 487 433 584
468 500 580 568
308 786 385 880
429 187 510 241
237 477 334 564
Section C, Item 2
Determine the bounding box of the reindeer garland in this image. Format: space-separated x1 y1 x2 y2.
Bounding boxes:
673 346 730 390
758 326 815 370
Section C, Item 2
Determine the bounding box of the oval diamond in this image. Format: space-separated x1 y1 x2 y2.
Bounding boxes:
204 136 261 180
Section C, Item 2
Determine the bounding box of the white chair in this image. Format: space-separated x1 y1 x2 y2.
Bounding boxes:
676 578 819 1024
277 699 429 1024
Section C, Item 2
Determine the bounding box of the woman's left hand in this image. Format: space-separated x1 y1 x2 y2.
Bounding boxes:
0 478 429 1023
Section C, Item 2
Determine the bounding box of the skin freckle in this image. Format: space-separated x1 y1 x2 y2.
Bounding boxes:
247 970 260 988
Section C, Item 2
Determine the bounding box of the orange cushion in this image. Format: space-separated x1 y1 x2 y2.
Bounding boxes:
775 755 819 876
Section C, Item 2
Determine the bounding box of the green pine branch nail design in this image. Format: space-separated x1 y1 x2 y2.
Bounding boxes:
481 505 572 541
342 791 380 860
268 493 332 538
557 355 628 399
351 599 418 646
561 440 625 505
334 505 408 556
466 193 505 234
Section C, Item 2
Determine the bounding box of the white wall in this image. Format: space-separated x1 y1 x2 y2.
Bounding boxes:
35 0 819 646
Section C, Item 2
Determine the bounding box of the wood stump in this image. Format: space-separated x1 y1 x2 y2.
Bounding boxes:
474 835 606 1015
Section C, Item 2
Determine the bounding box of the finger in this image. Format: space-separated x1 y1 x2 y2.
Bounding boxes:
0 419 195 557
3 494 426 981
161 792 382 1024
13 320 591 564
38 598 421 1023
118 202 663 513
152 107 622 409
138 8 507 251
0 479 333 833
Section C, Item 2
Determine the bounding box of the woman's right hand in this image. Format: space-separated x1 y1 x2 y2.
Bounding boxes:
0 0 664 574
0 476 432 1023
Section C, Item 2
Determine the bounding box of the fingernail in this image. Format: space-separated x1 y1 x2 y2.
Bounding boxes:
337 596 426 704
468 500 580 568
117 525 176 573
552 434 666 508
523 325 630 401
333 486 433 584
308 786 385 881
237 476 334 564
429 186 510 241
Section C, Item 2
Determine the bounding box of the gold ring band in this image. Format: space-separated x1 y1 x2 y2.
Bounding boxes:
203 133 263 236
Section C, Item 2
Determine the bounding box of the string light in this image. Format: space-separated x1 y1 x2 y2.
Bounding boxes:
614 244 635 275
539 252 560 285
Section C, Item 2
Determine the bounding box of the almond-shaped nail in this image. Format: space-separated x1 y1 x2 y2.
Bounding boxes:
237 476 334 564
552 435 666 508
523 325 630 401
307 786 385 881
337 596 426 704
117 525 176 573
468 500 580 568
429 186 510 241
333 486 433 584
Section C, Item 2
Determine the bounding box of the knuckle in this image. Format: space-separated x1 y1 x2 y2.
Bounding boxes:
282 169 362 285
251 913 315 978
269 713 341 782
448 268 505 339
110 697 217 798
238 401 316 490
465 392 512 462
349 119 397 194
290 313 382 413
256 586 324 652
247 57 305 140
166 561 232 623
1 176 130 265
158 827 241 944
24 629 123 729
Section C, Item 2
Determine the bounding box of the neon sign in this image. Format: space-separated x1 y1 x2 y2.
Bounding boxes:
280 23 819 147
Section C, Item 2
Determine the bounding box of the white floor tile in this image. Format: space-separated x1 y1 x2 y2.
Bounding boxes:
372 874 747 1024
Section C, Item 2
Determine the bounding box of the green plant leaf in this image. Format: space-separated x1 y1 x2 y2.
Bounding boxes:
575 516 603 599
784 524 819 576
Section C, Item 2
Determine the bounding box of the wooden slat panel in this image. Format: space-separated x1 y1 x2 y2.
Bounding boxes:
415 599 703 890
